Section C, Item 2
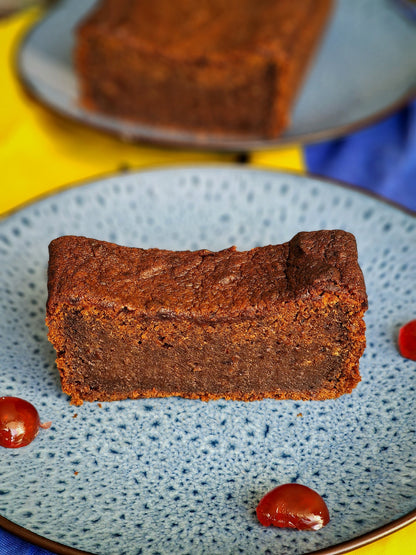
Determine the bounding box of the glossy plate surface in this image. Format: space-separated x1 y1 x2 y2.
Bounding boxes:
17 0 416 150
0 167 415 554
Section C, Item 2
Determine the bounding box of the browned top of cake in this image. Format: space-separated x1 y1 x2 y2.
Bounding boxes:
78 0 332 60
47 231 367 322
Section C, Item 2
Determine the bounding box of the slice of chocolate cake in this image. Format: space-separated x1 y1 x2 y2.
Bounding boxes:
46 231 367 405
75 0 333 139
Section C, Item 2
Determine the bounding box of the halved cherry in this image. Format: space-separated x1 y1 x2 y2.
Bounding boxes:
0 396 47 448
398 319 416 361
256 483 330 531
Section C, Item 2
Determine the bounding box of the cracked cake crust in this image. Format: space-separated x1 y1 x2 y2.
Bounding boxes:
46 231 367 405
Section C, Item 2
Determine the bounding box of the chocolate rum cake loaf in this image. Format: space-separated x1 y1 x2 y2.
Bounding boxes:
75 0 333 139
46 231 367 405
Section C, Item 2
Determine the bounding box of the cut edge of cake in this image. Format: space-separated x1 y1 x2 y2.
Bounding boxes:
46 230 367 405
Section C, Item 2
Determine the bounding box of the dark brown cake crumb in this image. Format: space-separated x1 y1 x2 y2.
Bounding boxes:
46 231 367 406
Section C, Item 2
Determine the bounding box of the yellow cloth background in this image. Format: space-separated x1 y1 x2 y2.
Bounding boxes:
0 7 303 215
0 9 415 555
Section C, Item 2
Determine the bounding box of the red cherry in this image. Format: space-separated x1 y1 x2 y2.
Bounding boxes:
256 483 330 531
0 396 41 448
398 320 416 361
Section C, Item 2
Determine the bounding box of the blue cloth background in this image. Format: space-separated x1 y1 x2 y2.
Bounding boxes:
1 101 415 554
0 529 52 555
305 100 416 212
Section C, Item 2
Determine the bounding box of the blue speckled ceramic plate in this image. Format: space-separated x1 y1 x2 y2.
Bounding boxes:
0 167 415 555
17 0 416 150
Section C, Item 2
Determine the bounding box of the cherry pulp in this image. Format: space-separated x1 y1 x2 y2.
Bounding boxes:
0 396 42 448
256 483 330 531
398 319 416 361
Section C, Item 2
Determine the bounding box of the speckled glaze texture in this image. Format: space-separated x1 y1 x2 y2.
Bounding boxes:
0 167 415 555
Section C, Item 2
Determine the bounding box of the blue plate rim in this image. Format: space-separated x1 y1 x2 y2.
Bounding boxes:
1 163 415 222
